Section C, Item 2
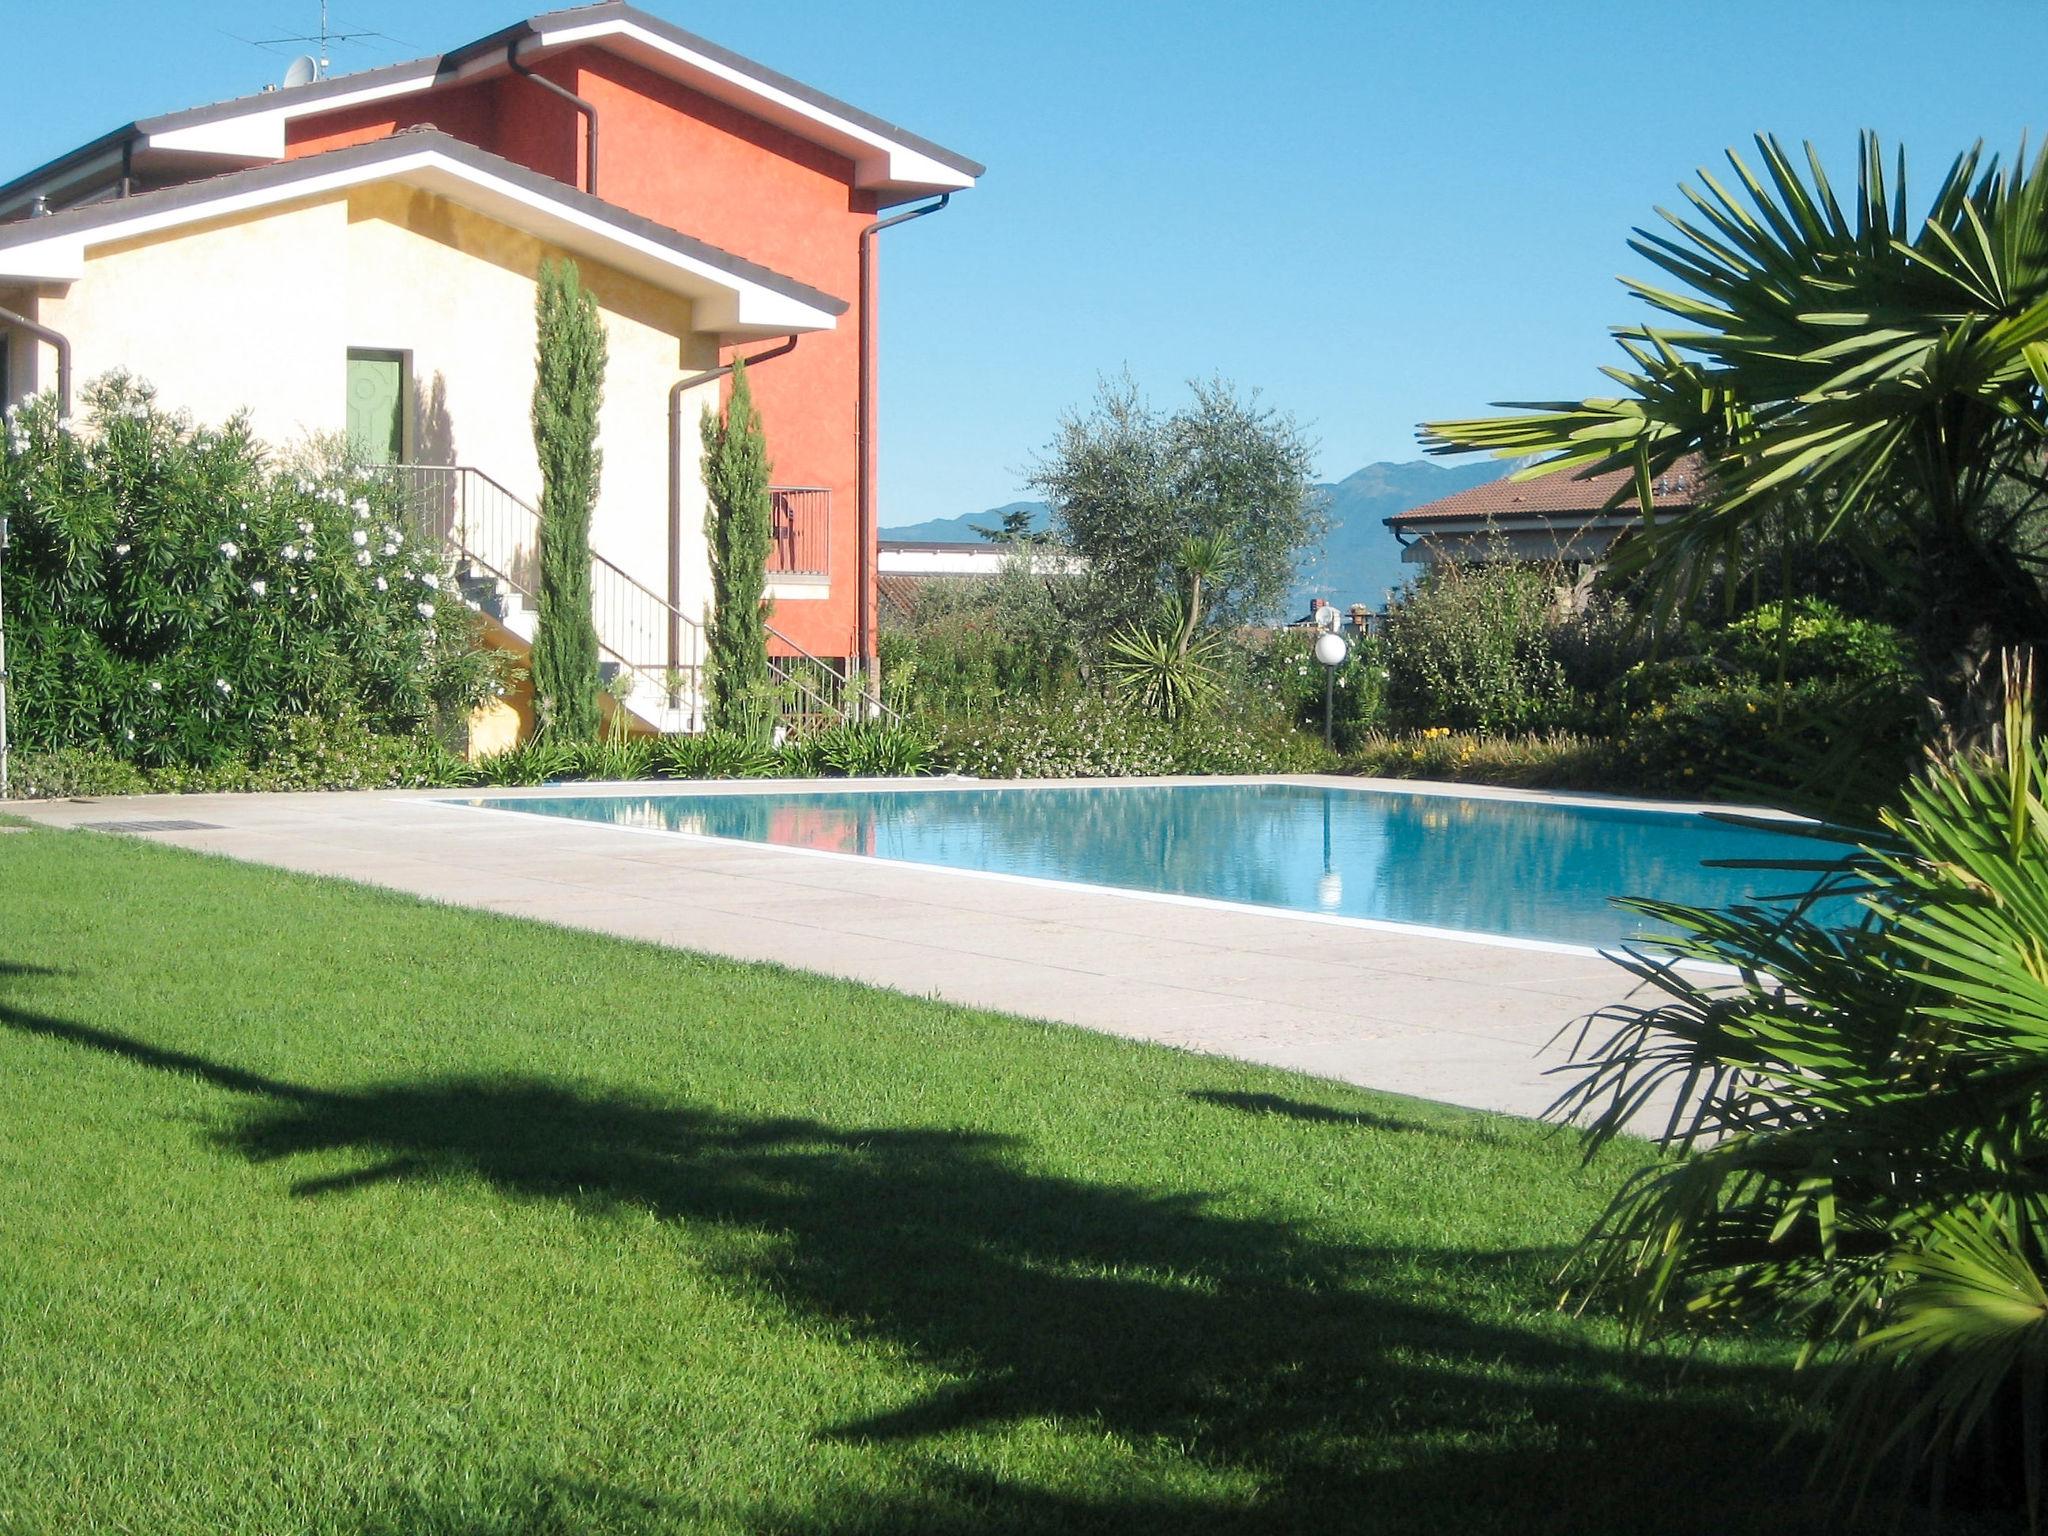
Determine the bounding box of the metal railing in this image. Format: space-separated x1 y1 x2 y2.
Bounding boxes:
387 464 897 736
768 486 829 577
766 621 897 728
393 462 538 595
391 464 704 729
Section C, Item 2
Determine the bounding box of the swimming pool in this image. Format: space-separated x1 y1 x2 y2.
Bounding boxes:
455 781 1832 951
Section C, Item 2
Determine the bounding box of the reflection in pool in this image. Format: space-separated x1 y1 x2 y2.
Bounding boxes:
459 782 1834 950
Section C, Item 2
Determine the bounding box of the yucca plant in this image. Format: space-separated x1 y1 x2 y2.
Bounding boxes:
1102 624 1227 723
1554 655 2048 1523
1103 533 1236 723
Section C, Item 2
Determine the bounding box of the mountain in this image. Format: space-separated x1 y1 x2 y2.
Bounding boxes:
1291 458 1505 616
880 501 1052 545
879 458 1506 616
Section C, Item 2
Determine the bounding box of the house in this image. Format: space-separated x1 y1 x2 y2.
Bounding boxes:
0 3 981 733
1387 457 1707 570
874 537 1084 624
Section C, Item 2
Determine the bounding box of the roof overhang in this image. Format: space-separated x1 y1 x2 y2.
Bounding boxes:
4 3 979 216
510 7 979 200
0 131 845 337
1391 514 1643 536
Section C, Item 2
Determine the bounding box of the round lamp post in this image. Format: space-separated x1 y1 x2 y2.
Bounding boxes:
1312 628 1350 748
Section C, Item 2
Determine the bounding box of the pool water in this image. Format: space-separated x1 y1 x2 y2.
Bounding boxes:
458 782 1836 950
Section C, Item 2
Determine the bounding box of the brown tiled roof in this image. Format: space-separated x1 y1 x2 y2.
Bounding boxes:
1390 455 1709 526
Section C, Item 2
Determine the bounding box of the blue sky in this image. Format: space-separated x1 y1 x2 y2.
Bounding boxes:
8 2 2048 525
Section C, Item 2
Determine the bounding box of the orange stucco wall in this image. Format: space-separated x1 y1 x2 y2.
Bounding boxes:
284 47 872 662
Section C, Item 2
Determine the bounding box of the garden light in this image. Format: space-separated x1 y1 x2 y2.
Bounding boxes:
1313 630 1350 747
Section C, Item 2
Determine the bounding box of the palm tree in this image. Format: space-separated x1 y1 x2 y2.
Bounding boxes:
1421 134 2048 701
1554 656 2048 1524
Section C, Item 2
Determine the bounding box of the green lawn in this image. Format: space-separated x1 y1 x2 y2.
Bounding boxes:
0 824 1983 1534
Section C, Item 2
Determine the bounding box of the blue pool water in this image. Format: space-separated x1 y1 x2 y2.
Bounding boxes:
459 782 1835 950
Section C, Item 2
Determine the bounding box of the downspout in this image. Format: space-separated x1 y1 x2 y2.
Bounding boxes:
856 194 949 711
508 38 599 194
0 305 72 418
119 135 135 198
667 335 800 688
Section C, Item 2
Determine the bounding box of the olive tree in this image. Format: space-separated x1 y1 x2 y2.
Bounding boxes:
1027 374 1323 651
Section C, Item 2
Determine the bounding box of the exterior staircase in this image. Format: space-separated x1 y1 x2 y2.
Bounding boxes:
393 464 884 735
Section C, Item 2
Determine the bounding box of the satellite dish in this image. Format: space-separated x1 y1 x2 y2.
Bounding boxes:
282 54 318 88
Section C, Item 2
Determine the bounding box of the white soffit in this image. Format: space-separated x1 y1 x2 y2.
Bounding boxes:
144 73 434 159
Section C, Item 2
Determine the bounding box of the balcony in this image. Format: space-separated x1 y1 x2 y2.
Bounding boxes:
768 486 829 578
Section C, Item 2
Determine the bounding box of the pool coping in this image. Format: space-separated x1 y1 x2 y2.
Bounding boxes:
422 770 1814 824
430 772 1800 968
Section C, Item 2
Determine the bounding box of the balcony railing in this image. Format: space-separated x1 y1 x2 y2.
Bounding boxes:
768 486 829 578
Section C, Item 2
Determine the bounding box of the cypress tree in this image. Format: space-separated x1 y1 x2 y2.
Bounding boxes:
529 257 606 742
702 358 773 736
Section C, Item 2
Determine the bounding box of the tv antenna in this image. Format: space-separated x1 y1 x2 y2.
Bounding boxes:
243 3 395 83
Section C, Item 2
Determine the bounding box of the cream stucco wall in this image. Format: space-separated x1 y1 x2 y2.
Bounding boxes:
20 186 722 644
35 201 349 442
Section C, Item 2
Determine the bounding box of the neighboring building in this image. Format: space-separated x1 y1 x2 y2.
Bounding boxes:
1387 457 1707 570
875 537 1081 623
0 3 980 731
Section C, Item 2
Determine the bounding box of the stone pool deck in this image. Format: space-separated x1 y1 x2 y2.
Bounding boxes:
3 775 1705 1123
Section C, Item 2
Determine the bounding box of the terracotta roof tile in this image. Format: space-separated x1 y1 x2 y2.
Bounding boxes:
1391 455 1709 525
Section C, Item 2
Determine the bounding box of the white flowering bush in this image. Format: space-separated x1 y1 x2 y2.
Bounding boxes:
1 377 496 768
1244 627 1388 751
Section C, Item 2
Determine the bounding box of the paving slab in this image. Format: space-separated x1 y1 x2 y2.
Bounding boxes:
1 775 1701 1124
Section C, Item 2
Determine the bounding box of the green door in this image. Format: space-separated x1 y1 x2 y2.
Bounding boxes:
345 350 404 464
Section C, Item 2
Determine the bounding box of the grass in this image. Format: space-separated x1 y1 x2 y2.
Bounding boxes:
0 825 1998 1534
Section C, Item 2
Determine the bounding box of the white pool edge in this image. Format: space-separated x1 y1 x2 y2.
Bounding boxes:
432 787 1746 975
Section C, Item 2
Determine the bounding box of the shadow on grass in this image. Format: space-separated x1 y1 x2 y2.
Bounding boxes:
1186 1086 1477 1137
0 999 1861 1535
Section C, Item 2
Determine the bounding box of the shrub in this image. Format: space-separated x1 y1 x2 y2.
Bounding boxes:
1341 730 1622 789
0 377 496 769
808 720 939 777
1715 596 1912 685
1553 662 2048 1521
1102 624 1226 722
774 733 826 778
568 735 655 783
654 729 779 780
8 717 473 797
878 567 1078 718
1382 557 1575 732
6 747 152 799
933 694 1329 779
1614 674 1919 805
1247 628 1387 751
209 714 474 791
472 740 578 787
